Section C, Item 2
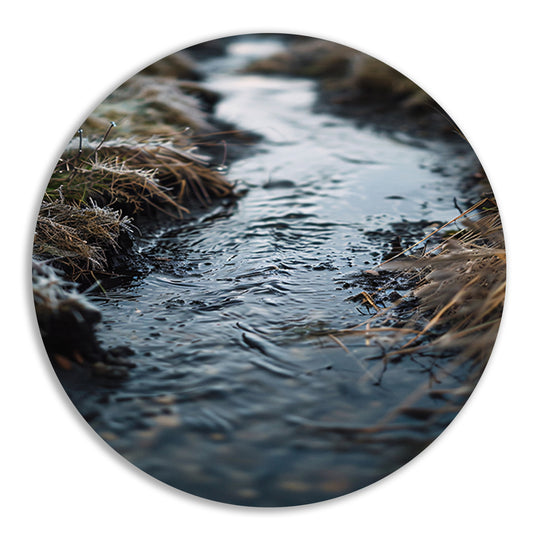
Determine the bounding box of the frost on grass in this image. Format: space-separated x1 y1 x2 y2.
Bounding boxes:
32 260 103 364
34 200 133 278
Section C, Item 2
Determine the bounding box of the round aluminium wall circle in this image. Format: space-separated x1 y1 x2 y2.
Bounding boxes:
32 33 505 507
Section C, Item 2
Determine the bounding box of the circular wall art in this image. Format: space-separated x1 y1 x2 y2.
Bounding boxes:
33 33 505 506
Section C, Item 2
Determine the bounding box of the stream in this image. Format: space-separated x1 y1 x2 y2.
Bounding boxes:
62 37 481 506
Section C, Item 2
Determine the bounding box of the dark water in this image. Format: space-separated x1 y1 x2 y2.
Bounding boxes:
64 38 480 506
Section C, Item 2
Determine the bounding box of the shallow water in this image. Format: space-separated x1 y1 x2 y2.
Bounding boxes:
64 38 481 506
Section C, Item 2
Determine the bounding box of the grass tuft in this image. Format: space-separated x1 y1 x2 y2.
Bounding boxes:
36 129 234 280
49 135 233 213
386 197 505 367
333 196 505 408
34 199 133 278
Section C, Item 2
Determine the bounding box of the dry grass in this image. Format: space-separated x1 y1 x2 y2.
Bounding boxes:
243 36 449 134
139 51 201 79
34 200 133 278
36 49 234 282
83 75 216 137
333 196 505 412
243 38 353 79
37 130 233 279
50 135 233 214
243 38 420 101
36 128 234 280
317 196 505 441
337 54 430 111
33 49 238 362
379 196 505 366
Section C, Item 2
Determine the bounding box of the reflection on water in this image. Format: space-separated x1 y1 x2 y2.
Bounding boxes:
64 37 480 506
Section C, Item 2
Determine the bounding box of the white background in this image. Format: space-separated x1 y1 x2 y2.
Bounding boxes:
2 1 531 531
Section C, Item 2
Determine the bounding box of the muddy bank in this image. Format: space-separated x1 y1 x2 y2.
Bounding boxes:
33 261 137 378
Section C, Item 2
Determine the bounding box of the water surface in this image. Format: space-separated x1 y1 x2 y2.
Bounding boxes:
64 37 480 506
